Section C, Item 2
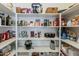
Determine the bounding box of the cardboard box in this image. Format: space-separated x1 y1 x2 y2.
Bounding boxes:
46 7 58 13
62 43 69 47
16 7 22 13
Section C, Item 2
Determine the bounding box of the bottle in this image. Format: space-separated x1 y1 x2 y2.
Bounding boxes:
30 31 35 37
1 13 5 25
6 15 11 26
38 32 41 38
30 21 33 26
44 19 48 26
35 19 40 26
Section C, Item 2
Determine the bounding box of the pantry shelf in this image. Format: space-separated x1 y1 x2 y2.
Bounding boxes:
17 13 59 17
0 37 16 49
18 37 59 40
62 39 79 49
62 4 79 15
60 49 68 56
0 3 15 16
61 26 79 27
8 50 16 56
17 26 59 28
0 26 15 27
17 47 59 52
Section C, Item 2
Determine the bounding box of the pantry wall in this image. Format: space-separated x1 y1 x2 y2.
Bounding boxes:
0 3 79 56
15 3 60 56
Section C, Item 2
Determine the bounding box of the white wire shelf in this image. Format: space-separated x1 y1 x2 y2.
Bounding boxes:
17 47 59 52
8 50 16 56
62 4 79 15
0 3 15 16
17 13 59 17
62 39 79 49
17 26 59 28
0 37 16 49
18 37 59 40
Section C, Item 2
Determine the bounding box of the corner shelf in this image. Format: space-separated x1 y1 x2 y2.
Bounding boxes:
8 50 16 56
17 13 59 17
17 26 59 28
17 47 59 52
61 39 79 49
0 3 15 16
60 49 68 56
18 37 59 40
61 26 79 28
0 37 16 49
0 26 15 27
62 4 79 15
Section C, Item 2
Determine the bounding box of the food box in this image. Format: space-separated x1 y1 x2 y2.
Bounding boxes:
46 7 58 13
16 7 22 13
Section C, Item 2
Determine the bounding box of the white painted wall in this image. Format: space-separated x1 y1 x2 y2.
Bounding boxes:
17 13 59 47
17 27 59 47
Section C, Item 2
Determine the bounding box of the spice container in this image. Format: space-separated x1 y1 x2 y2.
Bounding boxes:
44 19 49 26
34 32 37 38
30 31 35 37
27 21 30 26
30 21 34 26
10 20 15 26
17 20 20 26
20 20 24 26
35 19 40 26
51 21 54 26
38 32 41 38
24 21 28 26
41 22 44 26
1 13 5 25
49 21 52 26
